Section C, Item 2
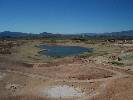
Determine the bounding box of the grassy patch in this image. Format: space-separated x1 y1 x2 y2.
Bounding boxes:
111 61 124 66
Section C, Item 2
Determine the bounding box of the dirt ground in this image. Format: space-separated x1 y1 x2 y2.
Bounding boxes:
0 40 133 100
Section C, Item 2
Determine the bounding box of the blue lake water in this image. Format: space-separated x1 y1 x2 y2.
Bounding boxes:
39 44 92 57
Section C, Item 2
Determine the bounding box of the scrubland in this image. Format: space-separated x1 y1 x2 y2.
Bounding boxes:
0 39 133 100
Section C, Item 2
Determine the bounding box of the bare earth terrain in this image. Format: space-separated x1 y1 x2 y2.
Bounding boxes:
0 40 133 100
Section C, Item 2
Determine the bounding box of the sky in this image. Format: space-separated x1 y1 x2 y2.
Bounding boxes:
0 0 133 34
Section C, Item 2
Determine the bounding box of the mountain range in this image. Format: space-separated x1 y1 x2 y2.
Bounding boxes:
0 30 133 38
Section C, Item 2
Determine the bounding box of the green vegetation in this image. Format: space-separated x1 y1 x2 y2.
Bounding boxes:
111 61 124 66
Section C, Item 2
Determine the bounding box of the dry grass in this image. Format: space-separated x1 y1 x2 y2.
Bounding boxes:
91 77 133 100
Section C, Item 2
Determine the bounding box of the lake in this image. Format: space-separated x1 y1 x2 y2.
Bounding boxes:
39 44 92 57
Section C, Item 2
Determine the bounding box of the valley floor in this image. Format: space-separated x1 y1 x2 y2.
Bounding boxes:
0 40 133 100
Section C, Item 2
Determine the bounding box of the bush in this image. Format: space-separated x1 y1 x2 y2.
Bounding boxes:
111 61 124 66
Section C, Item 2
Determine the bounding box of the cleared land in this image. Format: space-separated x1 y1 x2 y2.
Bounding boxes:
0 39 133 100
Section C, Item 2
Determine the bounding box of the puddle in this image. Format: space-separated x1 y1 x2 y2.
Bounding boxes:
41 85 85 98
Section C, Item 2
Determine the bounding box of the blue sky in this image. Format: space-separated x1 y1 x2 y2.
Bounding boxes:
0 0 133 34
